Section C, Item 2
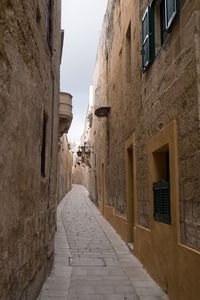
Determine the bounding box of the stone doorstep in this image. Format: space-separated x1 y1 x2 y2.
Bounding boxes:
126 242 134 252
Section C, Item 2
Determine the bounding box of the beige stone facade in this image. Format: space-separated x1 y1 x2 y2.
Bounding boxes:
59 92 73 137
85 0 200 299
58 134 73 202
58 92 73 202
0 1 69 299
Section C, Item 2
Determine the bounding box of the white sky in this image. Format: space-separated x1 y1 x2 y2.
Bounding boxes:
60 0 108 143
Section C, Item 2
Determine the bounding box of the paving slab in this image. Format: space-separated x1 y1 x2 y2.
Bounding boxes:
38 184 169 300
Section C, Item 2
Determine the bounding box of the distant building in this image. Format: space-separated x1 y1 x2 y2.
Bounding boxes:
72 87 96 199
0 1 72 299
84 0 200 299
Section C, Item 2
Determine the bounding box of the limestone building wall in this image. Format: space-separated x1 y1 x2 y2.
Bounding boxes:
91 0 140 216
58 135 73 202
138 0 200 235
72 164 89 188
88 0 200 299
0 1 62 299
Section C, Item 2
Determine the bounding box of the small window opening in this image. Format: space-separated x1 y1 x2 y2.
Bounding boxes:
153 144 171 224
47 0 53 52
106 53 109 105
119 48 122 79
41 112 48 177
125 22 131 82
36 5 41 24
106 53 108 85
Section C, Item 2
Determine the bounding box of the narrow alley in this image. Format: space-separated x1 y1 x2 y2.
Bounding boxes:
1 0 200 299
38 185 168 300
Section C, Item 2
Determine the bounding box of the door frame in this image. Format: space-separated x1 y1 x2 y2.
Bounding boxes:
125 133 137 243
101 162 105 215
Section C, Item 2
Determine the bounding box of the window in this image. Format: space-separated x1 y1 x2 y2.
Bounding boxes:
106 53 109 104
41 112 48 177
47 0 53 51
36 5 41 24
125 22 131 81
165 0 178 30
141 0 178 71
154 0 168 55
106 53 108 85
50 74 55 158
152 146 171 224
141 7 155 71
153 179 170 224
160 1 167 44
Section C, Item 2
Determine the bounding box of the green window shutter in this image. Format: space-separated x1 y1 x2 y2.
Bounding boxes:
165 0 177 30
153 180 171 225
142 8 149 71
142 7 155 72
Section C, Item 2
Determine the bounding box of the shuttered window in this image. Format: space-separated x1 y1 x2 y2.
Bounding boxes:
142 9 149 70
160 0 167 45
141 7 154 72
153 180 171 224
142 0 178 71
165 0 177 30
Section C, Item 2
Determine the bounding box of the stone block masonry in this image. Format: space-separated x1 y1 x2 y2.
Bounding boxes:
0 0 62 299
58 134 73 203
84 0 200 299
38 184 168 300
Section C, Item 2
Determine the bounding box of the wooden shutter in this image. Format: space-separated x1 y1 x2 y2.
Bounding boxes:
153 180 171 224
141 7 154 72
165 0 177 30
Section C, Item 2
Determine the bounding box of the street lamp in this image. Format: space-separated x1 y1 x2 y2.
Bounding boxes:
77 147 82 157
84 141 93 153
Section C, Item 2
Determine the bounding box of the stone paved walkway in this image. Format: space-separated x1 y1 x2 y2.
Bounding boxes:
38 184 169 300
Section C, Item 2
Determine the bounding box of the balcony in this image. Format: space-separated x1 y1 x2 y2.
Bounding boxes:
59 92 73 137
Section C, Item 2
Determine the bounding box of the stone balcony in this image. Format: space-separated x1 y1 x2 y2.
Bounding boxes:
59 92 73 137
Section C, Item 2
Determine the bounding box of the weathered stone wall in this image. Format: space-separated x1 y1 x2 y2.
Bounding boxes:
91 0 140 216
92 0 200 252
0 0 61 299
138 0 200 244
88 0 200 298
58 135 73 202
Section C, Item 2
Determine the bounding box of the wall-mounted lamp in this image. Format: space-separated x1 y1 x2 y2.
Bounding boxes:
77 146 82 157
81 145 85 153
84 141 93 153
